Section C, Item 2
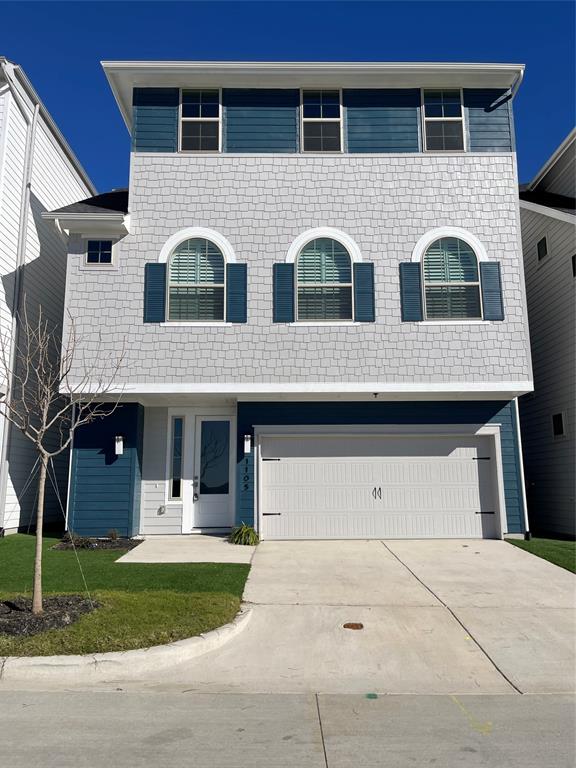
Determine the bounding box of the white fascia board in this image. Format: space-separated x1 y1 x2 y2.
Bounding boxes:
42 212 130 236
61 381 534 399
519 200 576 225
102 61 525 133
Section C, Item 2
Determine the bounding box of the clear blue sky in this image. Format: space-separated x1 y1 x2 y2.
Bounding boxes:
1 1 574 192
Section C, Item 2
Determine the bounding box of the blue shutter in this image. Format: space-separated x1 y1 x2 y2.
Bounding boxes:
273 263 295 323
399 263 423 321
353 263 375 322
480 262 504 321
143 263 166 323
226 263 248 323
132 88 179 153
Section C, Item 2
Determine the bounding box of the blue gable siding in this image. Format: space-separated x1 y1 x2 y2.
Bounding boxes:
237 400 525 533
223 89 299 153
344 89 420 153
69 404 144 537
464 89 514 152
132 88 179 153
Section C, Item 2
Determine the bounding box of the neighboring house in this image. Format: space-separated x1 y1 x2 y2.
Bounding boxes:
46 61 533 541
0 58 95 534
519 129 575 537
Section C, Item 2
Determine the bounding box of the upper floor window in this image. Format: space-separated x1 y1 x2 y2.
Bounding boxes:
180 89 220 152
168 238 225 321
537 236 548 261
302 90 342 152
296 238 352 320
423 90 464 151
86 240 113 265
423 237 481 319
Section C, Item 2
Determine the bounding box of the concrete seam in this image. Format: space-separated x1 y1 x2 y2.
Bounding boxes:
315 693 330 768
380 541 524 695
0 656 6 681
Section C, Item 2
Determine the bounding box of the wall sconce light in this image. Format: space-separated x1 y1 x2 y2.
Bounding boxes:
243 434 252 454
114 435 124 456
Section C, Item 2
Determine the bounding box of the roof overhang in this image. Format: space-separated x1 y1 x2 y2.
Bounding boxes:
527 127 576 191
42 211 131 236
519 200 576 225
102 60 525 132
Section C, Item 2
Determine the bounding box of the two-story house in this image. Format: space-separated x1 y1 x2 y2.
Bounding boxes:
519 129 575 537
0 57 94 534
46 61 533 541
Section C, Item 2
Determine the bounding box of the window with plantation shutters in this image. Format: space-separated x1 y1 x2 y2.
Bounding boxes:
423 237 482 320
168 238 225 321
296 238 353 320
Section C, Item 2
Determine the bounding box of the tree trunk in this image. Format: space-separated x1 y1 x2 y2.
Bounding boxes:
32 453 48 615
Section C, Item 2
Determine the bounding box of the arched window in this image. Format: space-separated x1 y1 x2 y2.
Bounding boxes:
296 238 353 320
423 237 482 319
168 238 225 321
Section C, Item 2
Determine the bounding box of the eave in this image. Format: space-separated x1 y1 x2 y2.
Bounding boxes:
41 211 131 236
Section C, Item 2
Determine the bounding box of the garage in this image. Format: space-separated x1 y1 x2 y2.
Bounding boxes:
258 431 502 540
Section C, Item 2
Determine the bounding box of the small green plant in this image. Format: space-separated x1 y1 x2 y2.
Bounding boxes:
107 529 119 541
228 523 259 546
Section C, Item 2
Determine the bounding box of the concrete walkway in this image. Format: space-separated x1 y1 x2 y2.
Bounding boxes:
116 535 255 564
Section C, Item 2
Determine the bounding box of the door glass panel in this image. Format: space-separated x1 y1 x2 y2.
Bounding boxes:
200 421 230 495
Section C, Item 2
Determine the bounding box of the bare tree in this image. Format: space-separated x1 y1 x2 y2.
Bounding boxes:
0 296 124 614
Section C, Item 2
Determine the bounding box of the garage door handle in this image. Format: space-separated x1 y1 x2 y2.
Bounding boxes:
473 457 491 461
476 510 495 515
263 513 282 516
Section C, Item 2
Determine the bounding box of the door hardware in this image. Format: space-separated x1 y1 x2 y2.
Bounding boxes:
372 487 382 500
262 458 281 462
263 513 282 516
475 510 495 515
473 457 491 461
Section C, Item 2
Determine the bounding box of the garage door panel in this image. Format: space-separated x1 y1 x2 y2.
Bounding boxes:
260 433 498 540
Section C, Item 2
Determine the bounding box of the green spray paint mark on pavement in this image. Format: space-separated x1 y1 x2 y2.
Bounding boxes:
365 693 378 699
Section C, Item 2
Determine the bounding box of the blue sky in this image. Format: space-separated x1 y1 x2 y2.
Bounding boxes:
1 1 574 192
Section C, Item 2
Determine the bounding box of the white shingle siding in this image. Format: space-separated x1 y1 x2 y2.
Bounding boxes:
519 207 576 535
64 153 531 385
0 87 92 531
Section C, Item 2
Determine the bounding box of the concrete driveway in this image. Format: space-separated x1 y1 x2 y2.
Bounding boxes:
145 539 575 696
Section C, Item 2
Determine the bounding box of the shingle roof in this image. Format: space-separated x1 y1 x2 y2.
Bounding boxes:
50 189 128 216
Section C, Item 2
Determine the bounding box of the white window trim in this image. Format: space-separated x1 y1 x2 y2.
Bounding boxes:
159 227 235 325
421 87 467 153
179 87 222 153
300 88 344 154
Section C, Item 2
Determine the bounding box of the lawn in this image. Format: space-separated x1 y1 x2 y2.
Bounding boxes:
507 537 576 574
0 534 250 656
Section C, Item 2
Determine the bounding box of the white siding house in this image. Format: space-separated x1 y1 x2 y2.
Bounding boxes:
0 58 94 533
519 129 576 537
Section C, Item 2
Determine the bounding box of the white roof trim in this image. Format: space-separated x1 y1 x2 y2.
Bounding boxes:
286 228 362 263
411 227 489 262
102 60 525 133
527 127 576 191
158 227 236 263
519 200 576 225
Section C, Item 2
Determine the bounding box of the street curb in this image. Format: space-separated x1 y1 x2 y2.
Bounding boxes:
0 605 252 682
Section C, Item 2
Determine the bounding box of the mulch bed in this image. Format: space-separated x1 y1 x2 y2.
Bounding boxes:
52 538 141 551
0 595 98 637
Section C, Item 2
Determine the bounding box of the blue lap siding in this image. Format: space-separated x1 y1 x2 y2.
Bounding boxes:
236 400 525 533
223 89 300 153
464 89 514 152
68 403 144 537
344 89 421 153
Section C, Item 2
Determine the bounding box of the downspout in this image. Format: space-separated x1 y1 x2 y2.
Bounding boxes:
0 61 40 527
514 397 531 540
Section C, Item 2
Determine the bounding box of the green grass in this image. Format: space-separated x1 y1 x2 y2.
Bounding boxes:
0 534 250 656
507 537 576 573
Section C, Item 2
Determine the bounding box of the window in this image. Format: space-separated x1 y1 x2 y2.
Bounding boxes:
572 254 576 278
296 238 352 320
423 90 465 151
537 236 548 261
168 238 225 321
423 237 482 319
86 240 113 265
552 413 565 438
302 90 342 152
180 89 220 151
170 417 184 499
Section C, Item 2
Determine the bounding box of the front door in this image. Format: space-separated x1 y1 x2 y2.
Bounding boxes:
193 416 233 528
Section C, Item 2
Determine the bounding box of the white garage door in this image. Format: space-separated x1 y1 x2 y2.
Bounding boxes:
259 433 499 539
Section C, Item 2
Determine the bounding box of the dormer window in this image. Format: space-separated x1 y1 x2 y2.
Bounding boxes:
423 90 465 151
302 90 342 152
180 89 221 152
86 240 113 265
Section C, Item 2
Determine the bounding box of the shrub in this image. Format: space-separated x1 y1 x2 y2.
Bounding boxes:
228 523 259 546
107 529 119 541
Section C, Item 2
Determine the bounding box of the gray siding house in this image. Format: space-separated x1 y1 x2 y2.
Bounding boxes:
519 129 575 537
0 58 94 534
47 61 533 541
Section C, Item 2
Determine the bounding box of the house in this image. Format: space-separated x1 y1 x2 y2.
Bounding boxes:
0 57 95 534
45 61 534 541
519 129 575 537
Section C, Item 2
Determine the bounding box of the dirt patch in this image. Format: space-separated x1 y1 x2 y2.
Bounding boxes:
52 537 141 551
0 595 98 637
